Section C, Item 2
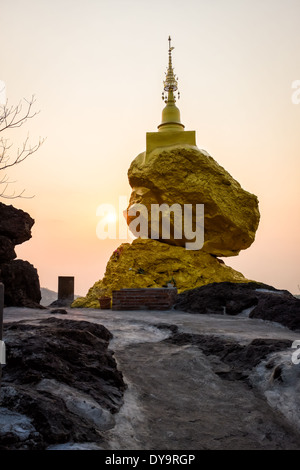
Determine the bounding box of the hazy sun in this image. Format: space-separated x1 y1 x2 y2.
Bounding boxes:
105 212 117 223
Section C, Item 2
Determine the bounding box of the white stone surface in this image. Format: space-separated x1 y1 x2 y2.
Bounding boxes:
36 378 115 431
0 408 36 440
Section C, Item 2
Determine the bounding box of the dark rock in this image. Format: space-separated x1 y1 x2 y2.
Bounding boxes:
49 299 73 308
0 260 42 308
0 317 126 450
49 308 68 314
0 202 34 245
249 296 300 331
0 202 41 307
0 236 16 263
165 331 291 381
174 281 300 331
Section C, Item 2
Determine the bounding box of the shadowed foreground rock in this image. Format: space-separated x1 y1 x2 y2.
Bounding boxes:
0 317 126 450
2 308 300 450
174 281 300 331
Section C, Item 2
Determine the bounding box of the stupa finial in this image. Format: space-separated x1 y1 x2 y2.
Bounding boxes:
162 36 180 103
158 36 184 132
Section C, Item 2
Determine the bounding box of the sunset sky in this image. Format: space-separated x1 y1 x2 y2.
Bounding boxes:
1 0 300 296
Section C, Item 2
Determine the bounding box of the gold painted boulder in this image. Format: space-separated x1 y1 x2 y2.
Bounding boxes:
126 145 260 257
71 238 248 308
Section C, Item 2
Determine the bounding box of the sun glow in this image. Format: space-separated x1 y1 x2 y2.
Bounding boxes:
105 212 117 224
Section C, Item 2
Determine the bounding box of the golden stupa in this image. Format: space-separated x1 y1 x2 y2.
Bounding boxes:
72 37 259 308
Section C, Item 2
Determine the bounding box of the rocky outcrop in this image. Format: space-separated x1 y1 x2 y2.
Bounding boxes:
250 294 300 331
0 236 16 263
0 260 41 308
0 202 34 245
174 281 300 331
0 317 126 450
72 238 248 308
0 202 41 307
127 146 260 257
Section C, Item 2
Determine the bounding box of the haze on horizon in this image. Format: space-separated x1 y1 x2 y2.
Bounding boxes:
1 0 300 296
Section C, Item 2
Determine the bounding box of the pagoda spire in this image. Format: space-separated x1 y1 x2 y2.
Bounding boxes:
158 36 184 132
162 36 180 103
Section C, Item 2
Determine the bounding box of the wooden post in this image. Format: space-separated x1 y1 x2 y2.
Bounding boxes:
58 276 74 303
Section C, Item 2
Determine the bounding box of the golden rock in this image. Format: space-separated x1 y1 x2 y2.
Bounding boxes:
126 145 260 257
74 39 260 309
72 238 248 308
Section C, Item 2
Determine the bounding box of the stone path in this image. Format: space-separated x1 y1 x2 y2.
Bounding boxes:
108 340 300 450
3 307 300 450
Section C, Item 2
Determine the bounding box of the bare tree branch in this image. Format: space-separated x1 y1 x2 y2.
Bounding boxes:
0 95 39 132
0 134 45 171
0 95 44 199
